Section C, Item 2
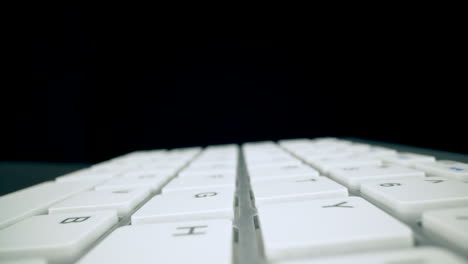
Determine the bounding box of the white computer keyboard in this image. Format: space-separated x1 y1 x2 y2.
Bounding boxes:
0 138 467 264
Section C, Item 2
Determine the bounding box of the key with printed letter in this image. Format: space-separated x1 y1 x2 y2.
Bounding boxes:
132 188 235 225
48 188 151 217
360 177 468 224
0 180 105 229
0 212 117 263
248 164 319 183
257 197 413 262
414 160 468 181
251 176 348 207
163 172 236 193
382 152 436 166
328 164 425 193
77 219 233 264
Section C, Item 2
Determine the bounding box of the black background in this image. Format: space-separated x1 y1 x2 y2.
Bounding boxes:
2 7 467 164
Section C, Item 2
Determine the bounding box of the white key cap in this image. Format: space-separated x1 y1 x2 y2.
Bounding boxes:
49 188 150 217
299 149 355 160
252 176 348 207
360 177 468 224
132 188 235 225
185 162 236 173
306 156 382 173
248 165 319 182
363 146 398 157
163 173 236 193
0 180 104 229
182 167 236 176
246 159 303 170
382 152 436 166
328 165 425 193
276 247 467 264
257 197 412 262
191 157 237 166
95 175 169 192
88 163 136 173
422 207 468 252
119 170 174 180
77 219 232 264
0 212 117 263
414 160 468 181
56 170 118 182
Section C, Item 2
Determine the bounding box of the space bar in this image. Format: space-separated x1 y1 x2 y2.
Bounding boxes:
0 180 104 229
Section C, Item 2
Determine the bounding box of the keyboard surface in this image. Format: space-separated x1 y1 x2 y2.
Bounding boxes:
0 138 467 264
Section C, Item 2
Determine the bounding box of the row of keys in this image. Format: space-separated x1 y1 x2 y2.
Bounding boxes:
78 145 239 263
0 214 234 264
246 138 468 263
0 147 209 263
1 139 466 263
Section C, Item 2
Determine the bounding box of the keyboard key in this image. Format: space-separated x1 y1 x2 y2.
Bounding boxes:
305 156 382 173
414 160 468 181
382 152 436 166
119 170 175 180
163 173 236 193
360 177 468 224
422 207 468 252
257 197 412 262
95 175 169 192
248 164 319 182
0 212 117 263
132 188 235 225
55 170 118 182
49 188 151 217
328 164 425 193
77 219 233 264
299 149 356 160
252 176 348 207
186 162 237 171
246 159 304 170
191 157 237 166
363 146 398 158
276 247 467 264
0 180 104 229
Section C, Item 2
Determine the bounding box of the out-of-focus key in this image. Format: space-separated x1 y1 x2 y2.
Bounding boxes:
422 207 468 253
132 188 235 225
77 219 233 264
361 177 468 224
306 156 382 173
276 247 467 264
252 176 347 207
119 170 175 179
248 165 319 183
246 160 304 171
55 170 118 182
257 197 413 262
163 173 236 193
95 175 169 192
328 165 425 193
49 188 150 217
382 152 436 167
0 180 104 229
414 160 468 181
0 212 117 263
